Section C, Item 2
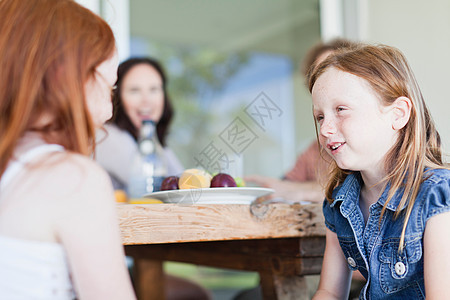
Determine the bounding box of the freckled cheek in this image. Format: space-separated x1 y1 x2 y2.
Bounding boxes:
337 117 356 135
318 135 328 149
340 122 356 140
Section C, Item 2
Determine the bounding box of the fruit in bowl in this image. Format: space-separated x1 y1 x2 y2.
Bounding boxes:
210 173 237 188
234 177 246 187
161 176 179 191
161 169 243 191
179 168 212 189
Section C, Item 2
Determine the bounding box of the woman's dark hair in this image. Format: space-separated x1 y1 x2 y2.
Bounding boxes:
110 57 174 146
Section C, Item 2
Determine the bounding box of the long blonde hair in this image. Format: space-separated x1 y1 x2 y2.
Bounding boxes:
0 0 116 178
309 44 445 251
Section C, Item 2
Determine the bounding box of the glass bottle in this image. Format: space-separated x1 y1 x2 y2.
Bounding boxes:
127 120 168 200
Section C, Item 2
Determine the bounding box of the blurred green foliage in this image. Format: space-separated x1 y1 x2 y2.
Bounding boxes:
147 43 252 167
164 262 259 290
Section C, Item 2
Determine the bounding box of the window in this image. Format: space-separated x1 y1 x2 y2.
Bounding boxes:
129 0 322 177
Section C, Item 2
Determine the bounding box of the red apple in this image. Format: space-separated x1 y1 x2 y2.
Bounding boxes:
210 173 237 188
161 176 179 191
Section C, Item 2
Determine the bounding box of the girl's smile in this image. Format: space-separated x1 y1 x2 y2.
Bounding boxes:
312 68 399 182
327 141 346 154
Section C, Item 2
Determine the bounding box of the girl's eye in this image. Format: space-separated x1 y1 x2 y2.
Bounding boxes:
315 115 324 123
337 107 345 112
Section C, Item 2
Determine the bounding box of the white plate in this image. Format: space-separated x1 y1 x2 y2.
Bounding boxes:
144 187 274 205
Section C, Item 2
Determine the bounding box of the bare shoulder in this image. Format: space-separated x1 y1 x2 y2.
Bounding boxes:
14 151 114 207
39 152 117 232
1 151 116 242
54 152 112 198
45 151 110 180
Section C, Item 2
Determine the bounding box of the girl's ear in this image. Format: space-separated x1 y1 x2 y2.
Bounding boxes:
391 96 412 130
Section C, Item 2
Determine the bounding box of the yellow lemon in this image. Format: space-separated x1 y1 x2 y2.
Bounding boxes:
179 168 211 189
128 198 163 204
114 190 128 203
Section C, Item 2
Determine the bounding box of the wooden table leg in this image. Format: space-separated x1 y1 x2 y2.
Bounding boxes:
125 237 325 300
259 272 309 300
132 258 165 300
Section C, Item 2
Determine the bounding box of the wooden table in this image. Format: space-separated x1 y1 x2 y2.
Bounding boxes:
118 203 326 300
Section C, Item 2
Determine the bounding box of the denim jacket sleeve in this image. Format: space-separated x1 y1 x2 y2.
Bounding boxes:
423 169 450 223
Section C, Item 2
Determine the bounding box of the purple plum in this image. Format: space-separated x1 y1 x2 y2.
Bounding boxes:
161 176 180 191
210 173 237 188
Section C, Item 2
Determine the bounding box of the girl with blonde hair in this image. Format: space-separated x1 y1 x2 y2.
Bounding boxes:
310 44 449 299
0 0 135 298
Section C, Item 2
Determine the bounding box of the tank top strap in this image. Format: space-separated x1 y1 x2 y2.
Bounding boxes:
0 144 64 190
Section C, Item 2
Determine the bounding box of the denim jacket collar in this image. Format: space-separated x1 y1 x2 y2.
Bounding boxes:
330 172 405 214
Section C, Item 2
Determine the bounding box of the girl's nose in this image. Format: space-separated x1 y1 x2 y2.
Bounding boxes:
320 118 337 137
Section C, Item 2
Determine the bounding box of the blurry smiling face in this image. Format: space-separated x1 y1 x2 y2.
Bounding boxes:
120 64 165 130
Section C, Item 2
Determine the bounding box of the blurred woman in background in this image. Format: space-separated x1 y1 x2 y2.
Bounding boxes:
96 57 183 190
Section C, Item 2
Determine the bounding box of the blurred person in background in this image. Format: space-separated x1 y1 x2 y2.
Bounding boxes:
96 57 183 190
95 57 210 300
0 0 135 299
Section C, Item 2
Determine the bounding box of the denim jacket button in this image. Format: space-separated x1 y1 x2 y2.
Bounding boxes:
347 257 356 268
395 262 406 276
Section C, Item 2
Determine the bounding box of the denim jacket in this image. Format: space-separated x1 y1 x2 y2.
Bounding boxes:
323 169 450 299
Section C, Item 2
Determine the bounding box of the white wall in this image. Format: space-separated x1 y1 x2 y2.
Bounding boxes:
364 0 450 161
75 0 100 14
76 0 130 61
101 0 130 61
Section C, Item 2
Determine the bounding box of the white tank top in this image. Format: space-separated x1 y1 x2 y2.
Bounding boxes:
0 144 76 299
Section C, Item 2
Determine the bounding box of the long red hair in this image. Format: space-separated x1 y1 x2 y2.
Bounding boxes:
0 0 116 178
